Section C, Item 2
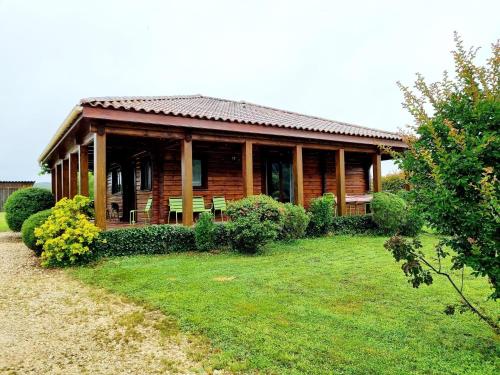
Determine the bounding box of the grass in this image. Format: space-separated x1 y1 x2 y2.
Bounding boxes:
0 212 9 232
70 235 500 374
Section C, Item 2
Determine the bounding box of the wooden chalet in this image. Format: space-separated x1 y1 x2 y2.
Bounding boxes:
38 95 406 230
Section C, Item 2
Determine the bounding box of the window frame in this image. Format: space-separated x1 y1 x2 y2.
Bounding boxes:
111 166 122 194
140 158 153 191
192 155 208 190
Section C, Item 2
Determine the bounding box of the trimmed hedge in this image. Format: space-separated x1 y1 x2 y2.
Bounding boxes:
279 203 309 241
21 209 52 256
94 225 196 257
330 214 379 235
4 188 54 231
194 212 216 251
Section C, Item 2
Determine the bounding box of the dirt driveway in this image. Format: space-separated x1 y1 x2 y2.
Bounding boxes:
0 232 208 374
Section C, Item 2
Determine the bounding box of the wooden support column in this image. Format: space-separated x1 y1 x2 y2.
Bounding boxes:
335 148 346 216
242 140 253 196
181 137 193 226
78 144 89 196
292 144 304 206
56 163 62 201
62 158 69 198
372 152 382 193
51 168 56 197
93 129 107 230
69 153 78 198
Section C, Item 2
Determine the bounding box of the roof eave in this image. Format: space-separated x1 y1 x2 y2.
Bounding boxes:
38 106 83 164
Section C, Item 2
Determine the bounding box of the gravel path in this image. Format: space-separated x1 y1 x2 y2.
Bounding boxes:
0 232 208 374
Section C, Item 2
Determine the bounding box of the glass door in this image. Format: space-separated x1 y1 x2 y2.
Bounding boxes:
266 158 293 203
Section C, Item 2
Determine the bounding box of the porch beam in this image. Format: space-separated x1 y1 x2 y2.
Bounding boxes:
78 144 89 196
372 152 382 193
62 158 69 198
181 137 193 226
336 148 346 216
242 141 253 196
69 152 78 198
93 129 107 230
293 144 304 206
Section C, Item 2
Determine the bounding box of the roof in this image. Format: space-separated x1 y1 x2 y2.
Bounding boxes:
80 95 401 141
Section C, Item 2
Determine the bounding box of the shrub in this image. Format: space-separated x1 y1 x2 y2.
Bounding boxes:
226 194 284 227
382 172 406 193
213 222 230 248
21 209 52 256
4 188 54 231
194 212 216 251
307 196 335 236
35 196 100 267
371 192 407 234
331 214 379 235
226 212 279 253
279 203 309 241
395 190 424 237
94 225 195 257
226 195 284 253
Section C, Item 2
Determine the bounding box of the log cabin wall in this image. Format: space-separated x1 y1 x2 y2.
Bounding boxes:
106 141 373 224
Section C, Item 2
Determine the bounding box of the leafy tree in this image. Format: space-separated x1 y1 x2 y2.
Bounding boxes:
385 33 499 332
381 171 406 193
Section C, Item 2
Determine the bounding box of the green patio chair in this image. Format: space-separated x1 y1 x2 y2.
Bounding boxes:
212 196 227 221
193 196 211 219
130 197 153 225
167 196 183 224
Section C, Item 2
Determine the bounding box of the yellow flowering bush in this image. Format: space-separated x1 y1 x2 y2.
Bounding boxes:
35 195 100 267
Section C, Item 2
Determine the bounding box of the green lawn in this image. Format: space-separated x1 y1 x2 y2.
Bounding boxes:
71 235 499 374
0 212 8 232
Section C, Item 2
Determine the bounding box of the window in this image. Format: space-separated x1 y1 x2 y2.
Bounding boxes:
111 168 122 194
140 159 152 191
193 158 207 189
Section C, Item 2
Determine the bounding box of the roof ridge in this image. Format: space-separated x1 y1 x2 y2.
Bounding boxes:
80 94 202 104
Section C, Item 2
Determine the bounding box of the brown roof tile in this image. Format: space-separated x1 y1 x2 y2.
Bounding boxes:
80 95 401 140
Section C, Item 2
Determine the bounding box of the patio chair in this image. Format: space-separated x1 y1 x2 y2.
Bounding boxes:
212 196 227 221
167 196 183 224
193 196 211 219
130 197 152 225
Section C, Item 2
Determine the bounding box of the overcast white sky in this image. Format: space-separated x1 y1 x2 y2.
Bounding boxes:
0 0 498 182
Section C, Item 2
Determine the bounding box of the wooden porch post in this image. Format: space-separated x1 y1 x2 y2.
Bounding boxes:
292 144 304 206
94 129 107 230
62 158 69 198
372 152 382 193
78 144 89 196
51 168 56 198
335 148 346 216
181 137 193 226
56 163 62 202
69 153 78 198
242 140 253 196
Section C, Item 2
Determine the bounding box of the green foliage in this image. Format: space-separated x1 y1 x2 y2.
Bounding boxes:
21 209 52 256
382 171 406 193
371 192 407 234
226 194 284 226
213 222 230 248
226 195 284 253
35 196 100 267
0 212 8 232
279 203 310 241
194 212 216 251
331 214 379 235
95 225 195 257
394 34 500 301
4 187 54 231
307 196 335 236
